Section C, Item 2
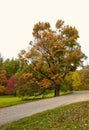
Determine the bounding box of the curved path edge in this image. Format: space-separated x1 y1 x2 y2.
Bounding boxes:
0 91 89 126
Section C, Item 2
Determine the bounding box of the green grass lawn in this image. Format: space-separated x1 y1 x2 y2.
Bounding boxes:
0 96 24 108
0 91 71 108
0 101 89 130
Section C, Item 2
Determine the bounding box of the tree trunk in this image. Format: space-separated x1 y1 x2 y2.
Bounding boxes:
54 85 60 97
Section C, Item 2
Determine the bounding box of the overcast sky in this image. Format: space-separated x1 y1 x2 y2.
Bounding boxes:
0 0 89 63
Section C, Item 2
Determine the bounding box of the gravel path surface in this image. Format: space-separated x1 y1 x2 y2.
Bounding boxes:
0 91 89 126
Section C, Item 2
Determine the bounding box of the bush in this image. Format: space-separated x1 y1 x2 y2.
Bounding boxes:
16 84 40 98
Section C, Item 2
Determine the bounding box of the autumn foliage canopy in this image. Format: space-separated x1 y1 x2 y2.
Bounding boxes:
18 20 86 96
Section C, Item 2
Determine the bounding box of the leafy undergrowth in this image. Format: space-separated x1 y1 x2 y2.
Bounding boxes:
0 91 71 108
22 91 71 100
0 101 89 130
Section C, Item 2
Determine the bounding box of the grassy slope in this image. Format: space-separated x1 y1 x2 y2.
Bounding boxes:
0 91 71 108
0 101 89 130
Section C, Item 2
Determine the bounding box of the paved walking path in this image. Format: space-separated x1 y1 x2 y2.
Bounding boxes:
0 91 89 126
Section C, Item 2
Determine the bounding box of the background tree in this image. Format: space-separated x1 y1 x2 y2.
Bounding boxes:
4 76 16 95
0 85 5 95
0 69 7 95
63 72 73 91
79 65 89 90
18 20 86 96
4 58 20 78
72 71 82 90
0 53 4 71
0 70 7 86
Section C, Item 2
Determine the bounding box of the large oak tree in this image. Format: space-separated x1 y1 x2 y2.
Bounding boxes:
19 20 86 96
